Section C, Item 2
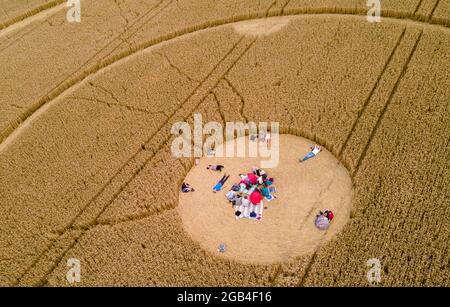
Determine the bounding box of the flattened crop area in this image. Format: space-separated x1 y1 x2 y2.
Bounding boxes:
0 1 449 286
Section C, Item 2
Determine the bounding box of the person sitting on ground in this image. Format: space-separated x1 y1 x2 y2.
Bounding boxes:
257 169 267 185
207 164 224 172
241 195 250 207
181 182 194 193
324 209 334 221
265 177 274 186
213 174 230 193
258 131 266 143
231 183 241 192
226 190 236 201
317 209 334 221
264 132 271 143
252 167 264 177
257 174 265 185
261 173 268 184
247 172 258 185
299 144 322 163
232 194 243 207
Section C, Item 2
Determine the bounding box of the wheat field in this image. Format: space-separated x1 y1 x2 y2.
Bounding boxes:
0 0 448 286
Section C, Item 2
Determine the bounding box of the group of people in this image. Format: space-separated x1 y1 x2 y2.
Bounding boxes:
250 131 271 143
226 167 276 221
235 167 275 199
315 209 335 230
181 143 335 229
317 209 334 222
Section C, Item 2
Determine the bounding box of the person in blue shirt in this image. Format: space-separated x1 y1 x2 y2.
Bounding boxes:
261 185 270 198
213 174 230 193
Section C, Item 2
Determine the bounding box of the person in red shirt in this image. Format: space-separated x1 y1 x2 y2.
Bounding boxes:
324 209 334 221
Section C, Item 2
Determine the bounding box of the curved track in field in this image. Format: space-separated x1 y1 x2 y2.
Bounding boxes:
1 4 449 287
1 10 449 152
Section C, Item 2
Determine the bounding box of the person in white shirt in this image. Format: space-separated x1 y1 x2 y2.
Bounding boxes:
241 196 250 207
299 145 322 163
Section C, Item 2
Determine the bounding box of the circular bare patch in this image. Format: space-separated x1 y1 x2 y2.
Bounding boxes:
178 134 353 264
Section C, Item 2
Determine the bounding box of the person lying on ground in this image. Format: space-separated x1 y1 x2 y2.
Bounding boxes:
265 177 274 186
213 174 230 193
242 195 250 207
181 182 194 193
261 185 271 198
207 164 224 172
299 145 322 163
262 185 277 201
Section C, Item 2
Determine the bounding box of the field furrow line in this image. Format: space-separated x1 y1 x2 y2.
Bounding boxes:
78 0 167 65
100 0 174 60
339 27 424 174
1 4 447 287
14 36 244 285
275 160 341 285
15 36 257 286
297 222 335 287
281 0 292 15
0 0 168 142
223 76 249 123
75 202 172 231
156 51 202 83
72 37 256 229
211 92 227 125
264 0 279 17
414 0 425 15
1 11 450 147
338 27 406 157
0 10 56 52
353 30 424 176
294 187 346 287
65 96 162 115
297 250 319 286
429 0 442 20
39 36 257 284
0 0 66 31
72 36 253 228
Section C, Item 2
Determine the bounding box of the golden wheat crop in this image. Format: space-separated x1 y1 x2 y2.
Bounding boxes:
0 0 448 286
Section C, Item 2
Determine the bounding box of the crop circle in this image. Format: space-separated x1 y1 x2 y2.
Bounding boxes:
178 134 353 264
